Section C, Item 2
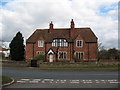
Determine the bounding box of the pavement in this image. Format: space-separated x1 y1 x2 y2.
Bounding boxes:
2 67 119 88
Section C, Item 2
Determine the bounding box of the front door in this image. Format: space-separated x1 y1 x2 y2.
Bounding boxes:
49 54 53 62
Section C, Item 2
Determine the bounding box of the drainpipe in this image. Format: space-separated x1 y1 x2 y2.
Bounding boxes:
56 46 59 62
32 42 35 60
88 43 90 62
45 42 47 62
70 42 71 61
71 42 74 61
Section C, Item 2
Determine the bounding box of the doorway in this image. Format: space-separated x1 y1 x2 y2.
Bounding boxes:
49 54 53 62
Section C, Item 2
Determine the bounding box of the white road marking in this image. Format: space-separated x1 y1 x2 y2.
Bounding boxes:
113 80 117 81
70 82 79 83
17 81 26 83
44 79 53 81
60 80 66 82
16 79 119 84
88 80 92 81
33 79 41 81
41 81 45 83
110 82 120 83
83 82 87 83
29 81 39 83
21 79 30 81
71 80 79 81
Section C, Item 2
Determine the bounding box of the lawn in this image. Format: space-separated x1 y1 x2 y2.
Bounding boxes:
38 66 119 70
2 76 12 85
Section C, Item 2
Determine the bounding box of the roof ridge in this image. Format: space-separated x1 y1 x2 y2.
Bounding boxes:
36 29 48 30
75 27 90 29
36 27 91 30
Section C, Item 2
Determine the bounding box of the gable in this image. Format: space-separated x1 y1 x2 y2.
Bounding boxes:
26 29 49 43
47 49 54 55
74 34 84 41
73 28 97 43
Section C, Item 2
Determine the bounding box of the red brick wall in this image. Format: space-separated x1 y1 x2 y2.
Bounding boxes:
34 39 45 56
26 43 33 61
88 42 98 61
26 36 98 62
73 35 98 62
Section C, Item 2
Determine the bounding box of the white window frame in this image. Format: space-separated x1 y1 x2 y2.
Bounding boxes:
75 52 84 60
76 40 83 48
37 51 45 55
52 39 68 47
58 52 67 60
38 40 44 47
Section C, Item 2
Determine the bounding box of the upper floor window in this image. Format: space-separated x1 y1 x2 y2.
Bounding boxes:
52 39 68 47
76 40 83 47
38 40 44 47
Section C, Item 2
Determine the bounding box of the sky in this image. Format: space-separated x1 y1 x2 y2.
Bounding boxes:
0 0 119 49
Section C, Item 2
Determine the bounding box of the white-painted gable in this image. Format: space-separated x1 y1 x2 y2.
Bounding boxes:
48 49 54 54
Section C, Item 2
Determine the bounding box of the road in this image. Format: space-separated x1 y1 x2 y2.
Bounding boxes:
2 67 119 88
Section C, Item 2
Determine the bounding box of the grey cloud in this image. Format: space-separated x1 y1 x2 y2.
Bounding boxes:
1 0 118 49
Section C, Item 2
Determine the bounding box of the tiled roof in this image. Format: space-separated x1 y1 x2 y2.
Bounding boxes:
26 28 97 43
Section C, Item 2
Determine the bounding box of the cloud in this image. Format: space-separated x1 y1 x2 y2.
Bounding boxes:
0 0 118 49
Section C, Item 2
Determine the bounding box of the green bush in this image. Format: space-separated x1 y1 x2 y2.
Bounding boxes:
34 54 45 62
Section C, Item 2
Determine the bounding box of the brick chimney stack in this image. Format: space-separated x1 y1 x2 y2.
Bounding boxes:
49 21 54 33
70 19 75 38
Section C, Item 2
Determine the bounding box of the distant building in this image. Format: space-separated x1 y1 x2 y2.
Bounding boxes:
26 19 98 62
0 48 10 58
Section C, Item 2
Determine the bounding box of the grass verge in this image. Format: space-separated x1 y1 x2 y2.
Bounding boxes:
2 76 12 85
38 66 119 70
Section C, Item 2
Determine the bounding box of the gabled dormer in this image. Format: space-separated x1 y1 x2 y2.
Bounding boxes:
74 34 84 48
52 38 68 47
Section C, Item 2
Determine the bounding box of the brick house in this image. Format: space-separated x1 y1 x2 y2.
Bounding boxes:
26 19 98 62
0 48 10 58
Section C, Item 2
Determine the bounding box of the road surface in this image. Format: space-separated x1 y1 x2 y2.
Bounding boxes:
2 67 119 88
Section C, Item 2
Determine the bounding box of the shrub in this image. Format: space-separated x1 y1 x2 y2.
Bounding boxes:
34 54 45 62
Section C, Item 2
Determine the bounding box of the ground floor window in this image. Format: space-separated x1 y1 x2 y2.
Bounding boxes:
37 51 45 55
58 52 67 59
75 52 84 60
